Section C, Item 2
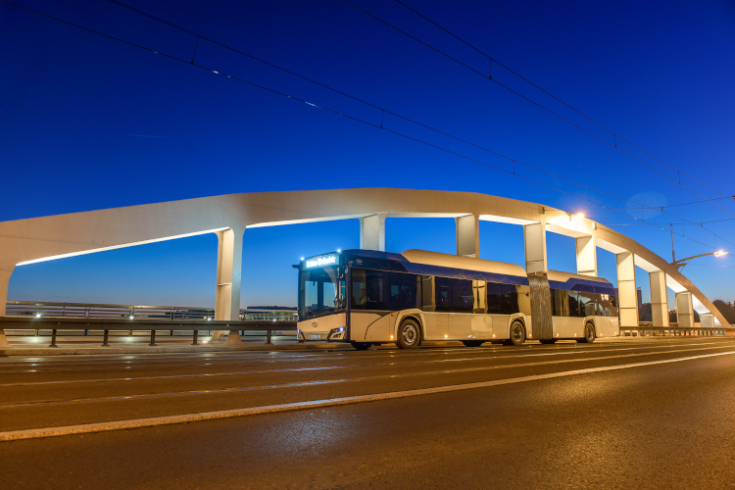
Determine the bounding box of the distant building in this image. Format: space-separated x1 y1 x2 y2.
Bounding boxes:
241 306 297 322
637 287 643 309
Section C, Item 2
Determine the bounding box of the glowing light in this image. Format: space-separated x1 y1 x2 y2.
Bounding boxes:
129 315 134 320
714 250 728 257
300 257 304 261
306 254 337 268
35 313 41 318
574 213 585 220
337 249 341 253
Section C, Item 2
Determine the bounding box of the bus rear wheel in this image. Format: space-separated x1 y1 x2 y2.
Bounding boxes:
350 342 372 350
462 340 484 347
539 339 557 344
396 319 421 349
582 323 596 344
508 322 526 346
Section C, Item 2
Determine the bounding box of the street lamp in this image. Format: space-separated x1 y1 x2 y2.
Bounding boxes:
670 223 730 271
670 250 729 272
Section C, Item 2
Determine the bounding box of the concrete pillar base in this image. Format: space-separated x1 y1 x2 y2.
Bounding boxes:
210 330 227 341
0 329 9 348
225 330 243 345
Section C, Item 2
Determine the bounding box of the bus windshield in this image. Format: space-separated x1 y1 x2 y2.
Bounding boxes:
299 265 346 320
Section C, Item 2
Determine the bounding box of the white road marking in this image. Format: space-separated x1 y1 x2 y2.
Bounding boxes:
0 341 720 387
1 349 733 442
1 344 729 409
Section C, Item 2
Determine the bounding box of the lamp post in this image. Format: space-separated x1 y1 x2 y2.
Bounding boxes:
670 224 730 272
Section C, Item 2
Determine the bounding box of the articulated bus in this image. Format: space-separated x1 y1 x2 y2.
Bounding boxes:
297 249 619 350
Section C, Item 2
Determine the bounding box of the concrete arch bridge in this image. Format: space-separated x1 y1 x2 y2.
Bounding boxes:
0 189 727 342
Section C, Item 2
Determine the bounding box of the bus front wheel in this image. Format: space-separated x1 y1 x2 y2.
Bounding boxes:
396 319 421 349
507 322 526 346
351 342 372 350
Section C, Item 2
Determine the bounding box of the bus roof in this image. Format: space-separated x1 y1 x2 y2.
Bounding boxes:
401 249 528 278
336 249 616 294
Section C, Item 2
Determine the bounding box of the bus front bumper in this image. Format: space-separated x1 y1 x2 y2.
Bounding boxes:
297 327 347 342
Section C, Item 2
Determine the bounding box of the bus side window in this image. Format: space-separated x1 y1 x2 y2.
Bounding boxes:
365 271 388 310
577 291 596 316
568 291 583 317
451 279 474 313
435 277 452 312
390 272 418 311
351 269 367 309
422 275 435 312
473 280 486 314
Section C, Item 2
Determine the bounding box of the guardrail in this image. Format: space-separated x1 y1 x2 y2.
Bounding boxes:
0 316 297 347
5 301 298 322
619 326 735 337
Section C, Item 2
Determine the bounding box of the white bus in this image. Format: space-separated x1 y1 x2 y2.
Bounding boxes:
297 249 619 350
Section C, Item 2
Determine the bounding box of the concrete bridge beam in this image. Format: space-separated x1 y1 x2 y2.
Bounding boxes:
650 270 669 327
616 252 639 328
524 222 547 273
456 214 479 259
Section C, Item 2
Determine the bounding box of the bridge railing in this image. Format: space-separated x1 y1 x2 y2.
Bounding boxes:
5 301 297 322
0 316 297 347
620 326 734 337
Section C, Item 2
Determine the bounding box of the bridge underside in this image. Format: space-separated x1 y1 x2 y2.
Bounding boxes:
0 188 727 346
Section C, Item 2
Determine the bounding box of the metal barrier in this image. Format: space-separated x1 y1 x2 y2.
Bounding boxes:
5 301 297 322
619 326 734 337
0 316 297 347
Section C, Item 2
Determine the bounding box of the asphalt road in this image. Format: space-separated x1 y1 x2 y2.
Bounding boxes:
1 337 735 489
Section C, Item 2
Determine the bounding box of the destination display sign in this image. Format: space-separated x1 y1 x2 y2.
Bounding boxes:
305 254 338 268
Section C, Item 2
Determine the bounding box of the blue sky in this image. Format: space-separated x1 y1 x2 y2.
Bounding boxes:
1 0 733 308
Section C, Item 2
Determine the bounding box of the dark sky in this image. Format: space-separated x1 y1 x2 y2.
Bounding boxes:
1 0 734 308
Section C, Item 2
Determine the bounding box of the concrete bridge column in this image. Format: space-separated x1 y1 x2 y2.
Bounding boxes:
676 291 695 328
456 214 479 258
213 227 244 344
616 252 639 328
700 313 714 330
575 235 597 276
360 214 386 251
0 265 13 347
649 270 669 327
524 222 547 273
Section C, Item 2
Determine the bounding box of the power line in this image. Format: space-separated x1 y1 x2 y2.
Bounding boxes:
393 0 731 202
665 196 735 208
338 0 735 217
101 0 735 248
2 0 730 254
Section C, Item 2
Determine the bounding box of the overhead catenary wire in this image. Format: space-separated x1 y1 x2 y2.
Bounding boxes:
338 0 735 217
1 0 731 254
393 0 730 200
101 0 735 249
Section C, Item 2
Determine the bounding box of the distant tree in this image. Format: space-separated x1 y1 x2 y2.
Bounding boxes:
713 300 735 324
